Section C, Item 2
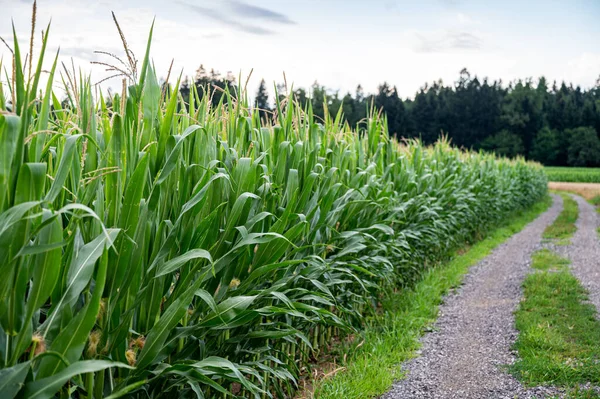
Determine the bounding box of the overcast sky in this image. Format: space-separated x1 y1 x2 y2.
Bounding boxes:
1 0 599 99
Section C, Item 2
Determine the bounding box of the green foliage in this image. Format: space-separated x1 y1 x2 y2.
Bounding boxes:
543 193 578 244
529 249 570 272
549 387 600 399
0 18 547 399
481 130 524 158
512 250 600 386
559 388 600 399
545 167 600 183
531 127 561 165
566 127 600 167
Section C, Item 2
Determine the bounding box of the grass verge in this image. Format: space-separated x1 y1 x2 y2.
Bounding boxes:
309 195 553 399
512 250 600 387
543 193 578 244
590 196 600 221
550 388 600 399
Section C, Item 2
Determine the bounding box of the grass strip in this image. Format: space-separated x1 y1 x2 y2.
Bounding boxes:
543 193 578 244
550 388 600 399
589 196 600 223
311 196 553 399
512 250 600 388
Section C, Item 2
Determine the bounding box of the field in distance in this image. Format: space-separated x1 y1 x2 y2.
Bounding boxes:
548 182 600 201
545 166 600 183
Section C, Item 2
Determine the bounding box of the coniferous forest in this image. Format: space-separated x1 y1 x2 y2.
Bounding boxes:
180 67 600 167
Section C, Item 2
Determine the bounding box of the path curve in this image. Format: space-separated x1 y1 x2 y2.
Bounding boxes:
382 195 563 399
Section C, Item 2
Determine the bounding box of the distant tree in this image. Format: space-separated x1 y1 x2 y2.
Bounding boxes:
481 130 524 158
410 86 438 143
340 92 356 127
351 85 367 127
293 87 308 108
190 64 237 107
255 79 270 121
530 127 560 164
375 82 407 138
546 82 582 132
272 82 287 106
327 91 343 121
500 79 544 156
566 126 600 167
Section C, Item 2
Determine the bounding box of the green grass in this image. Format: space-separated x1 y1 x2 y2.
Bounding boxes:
512 250 600 387
590 196 600 218
550 388 600 399
543 193 579 244
589 196 600 207
592 197 600 236
312 196 553 399
529 249 571 271
592 195 600 236
545 167 600 183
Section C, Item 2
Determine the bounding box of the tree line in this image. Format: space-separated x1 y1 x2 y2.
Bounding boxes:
180 66 600 167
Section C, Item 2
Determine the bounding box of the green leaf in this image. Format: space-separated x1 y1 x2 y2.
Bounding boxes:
44 134 82 204
23 360 132 399
138 19 155 100
37 244 111 378
0 114 20 210
105 152 149 297
0 361 30 399
103 380 148 399
135 276 204 370
32 49 59 162
14 163 47 205
41 229 119 339
156 125 201 185
198 296 257 328
156 249 212 277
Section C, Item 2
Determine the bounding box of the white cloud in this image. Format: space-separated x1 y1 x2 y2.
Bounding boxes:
455 12 479 26
414 30 483 53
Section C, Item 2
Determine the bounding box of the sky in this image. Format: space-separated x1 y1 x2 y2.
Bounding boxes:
1 0 600 100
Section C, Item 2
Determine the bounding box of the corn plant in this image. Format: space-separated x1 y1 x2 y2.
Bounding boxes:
0 10 547 399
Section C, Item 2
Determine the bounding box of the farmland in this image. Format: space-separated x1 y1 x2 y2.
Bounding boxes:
0 15 551 399
545 166 600 183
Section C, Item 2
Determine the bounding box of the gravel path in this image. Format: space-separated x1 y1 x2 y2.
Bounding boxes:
562 195 600 315
382 195 564 399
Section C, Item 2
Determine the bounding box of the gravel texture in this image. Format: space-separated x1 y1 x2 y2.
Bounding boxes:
382 195 564 399
563 194 600 315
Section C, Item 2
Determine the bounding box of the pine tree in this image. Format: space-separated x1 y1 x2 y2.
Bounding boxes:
255 79 270 121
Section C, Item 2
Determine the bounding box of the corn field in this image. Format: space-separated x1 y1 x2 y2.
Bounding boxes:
544 166 600 183
0 16 547 399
